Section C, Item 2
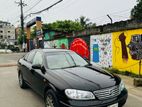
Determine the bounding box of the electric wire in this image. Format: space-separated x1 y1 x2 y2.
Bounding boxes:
30 0 63 15
13 1 133 26
24 0 44 13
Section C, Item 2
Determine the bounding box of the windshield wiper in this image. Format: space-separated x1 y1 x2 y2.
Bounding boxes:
84 63 92 67
61 65 81 69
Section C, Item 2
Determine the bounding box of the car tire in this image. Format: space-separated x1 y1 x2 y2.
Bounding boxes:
18 72 28 89
45 89 60 107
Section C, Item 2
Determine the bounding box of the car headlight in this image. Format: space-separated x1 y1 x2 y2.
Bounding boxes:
119 80 125 92
65 89 95 100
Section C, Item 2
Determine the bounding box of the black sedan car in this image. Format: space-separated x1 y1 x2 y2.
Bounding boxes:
17 49 128 107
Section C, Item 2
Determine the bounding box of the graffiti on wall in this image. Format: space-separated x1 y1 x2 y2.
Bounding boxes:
44 38 68 49
44 41 56 48
112 29 142 75
70 38 90 60
90 33 112 67
128 34 142 60
119 33 129 62
55 39 68 49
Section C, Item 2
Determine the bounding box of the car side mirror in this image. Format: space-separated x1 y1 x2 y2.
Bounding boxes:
32 64 42 69
32 64 46 74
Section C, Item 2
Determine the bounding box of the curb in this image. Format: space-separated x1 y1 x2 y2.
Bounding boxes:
0 63 17 67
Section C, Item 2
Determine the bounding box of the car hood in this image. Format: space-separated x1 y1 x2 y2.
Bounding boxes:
50 66 120 91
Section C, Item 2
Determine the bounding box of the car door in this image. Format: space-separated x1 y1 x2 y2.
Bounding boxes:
19 52 29 82
22 50 36 86
31 51 45 96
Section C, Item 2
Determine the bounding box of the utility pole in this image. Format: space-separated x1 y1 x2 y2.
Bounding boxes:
15 0 63 51
15 0 27 51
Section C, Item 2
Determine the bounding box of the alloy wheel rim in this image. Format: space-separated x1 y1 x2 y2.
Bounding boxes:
46 95 54 107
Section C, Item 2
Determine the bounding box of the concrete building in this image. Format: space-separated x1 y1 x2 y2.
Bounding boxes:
0 21 15 45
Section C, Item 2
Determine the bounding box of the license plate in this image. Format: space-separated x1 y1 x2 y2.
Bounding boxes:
108 103 118 107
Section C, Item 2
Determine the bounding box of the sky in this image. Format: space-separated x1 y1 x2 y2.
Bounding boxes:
0 0 137 27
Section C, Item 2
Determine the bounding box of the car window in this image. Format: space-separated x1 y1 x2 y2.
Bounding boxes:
46 52 88 69
32 52 43 65
70 52 88 66
27 51 36 63
46 53 74 69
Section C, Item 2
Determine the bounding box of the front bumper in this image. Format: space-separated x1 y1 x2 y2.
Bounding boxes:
59 88 128 107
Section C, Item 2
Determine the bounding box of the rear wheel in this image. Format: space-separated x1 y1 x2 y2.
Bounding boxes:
45 90 59 107
18 72 28 89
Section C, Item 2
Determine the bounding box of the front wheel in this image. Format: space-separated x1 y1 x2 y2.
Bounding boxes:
18 72 28 89
45 90 60 107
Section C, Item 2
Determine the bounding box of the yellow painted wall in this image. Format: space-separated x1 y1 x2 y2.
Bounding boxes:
112 29 142 75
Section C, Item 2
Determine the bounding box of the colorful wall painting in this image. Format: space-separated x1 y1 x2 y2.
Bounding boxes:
55 38 68 49
112 29 142 75
69 37 90 60
93 44 99 62
127 34 142 60
44 31 55 41
44 41 54 48
44 38 68 49
90 33 112 68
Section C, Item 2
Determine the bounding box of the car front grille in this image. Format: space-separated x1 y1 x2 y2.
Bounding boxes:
93 86 120 100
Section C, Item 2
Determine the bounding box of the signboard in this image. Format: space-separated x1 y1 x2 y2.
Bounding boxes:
36 29 43 37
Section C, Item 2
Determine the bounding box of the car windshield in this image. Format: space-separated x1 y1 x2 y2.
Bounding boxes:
46 51 88 69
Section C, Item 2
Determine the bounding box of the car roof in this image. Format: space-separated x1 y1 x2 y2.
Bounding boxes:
34 48 71 53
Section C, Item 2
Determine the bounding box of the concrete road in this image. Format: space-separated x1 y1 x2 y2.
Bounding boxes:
0 53 26 64
0 66 44 107
0 66 142 107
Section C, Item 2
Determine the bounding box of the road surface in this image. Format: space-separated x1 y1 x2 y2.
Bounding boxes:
0 53 26 64
0 66 142 107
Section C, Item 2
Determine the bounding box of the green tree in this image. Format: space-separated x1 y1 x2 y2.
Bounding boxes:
42 20 84 32
17 26 36 45
17 35 26 45
17 29 26 45
30 26 36 39
131 0 142 20
76 16 95 29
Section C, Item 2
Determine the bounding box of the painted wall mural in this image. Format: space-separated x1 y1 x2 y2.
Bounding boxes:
44 31 55 41
128 34 142 60
44 38 68 49
55 38 68 49
119 33 128 61
112 29 142 75
69 37 90 60
44 41 55 48
90 33 112 68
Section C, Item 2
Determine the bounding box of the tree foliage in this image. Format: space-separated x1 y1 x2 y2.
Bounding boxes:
17 29 26 45
17 35 26 45
30 26 36 39
42 20 84 32
131 0 142 20
18 27 36 45
76 16 95 29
